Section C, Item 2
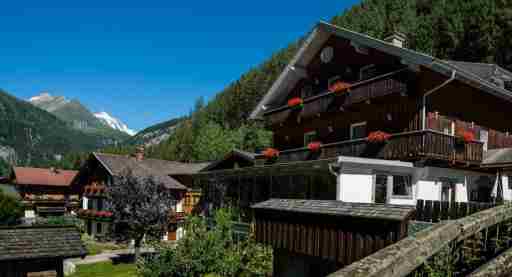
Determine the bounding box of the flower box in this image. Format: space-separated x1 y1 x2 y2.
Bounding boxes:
367 131 392 144
329 81 351 95
287 97 304 109
307 141 322 152
262 148 280 162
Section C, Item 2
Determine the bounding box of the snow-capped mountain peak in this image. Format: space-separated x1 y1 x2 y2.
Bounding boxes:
94 111 136 136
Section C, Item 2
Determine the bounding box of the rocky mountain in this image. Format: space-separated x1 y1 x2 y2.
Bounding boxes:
94 112 136 136
0 90 116 167
29 93 132 140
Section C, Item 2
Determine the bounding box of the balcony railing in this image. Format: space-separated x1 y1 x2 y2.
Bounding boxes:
256 130 484 165
264 68 409 125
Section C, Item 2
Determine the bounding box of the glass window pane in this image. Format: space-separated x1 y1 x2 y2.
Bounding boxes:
392 175 412 197
351 123 367 139
375 175 388 204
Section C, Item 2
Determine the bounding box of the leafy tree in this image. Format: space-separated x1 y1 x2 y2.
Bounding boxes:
0 190 23 226
137 209 272 277
107 171 177 261
0 158 10 177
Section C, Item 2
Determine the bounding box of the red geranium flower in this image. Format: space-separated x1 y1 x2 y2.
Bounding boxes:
329 81 351 94
307 141 322 152
367 131 392 143
287 97 304 108
262 148 280 159
462 131 475 142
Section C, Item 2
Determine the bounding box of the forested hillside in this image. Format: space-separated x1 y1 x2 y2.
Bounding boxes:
0 90 119 168
131 0 512 162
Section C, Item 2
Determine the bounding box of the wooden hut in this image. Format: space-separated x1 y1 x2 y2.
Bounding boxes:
252 199 415 277
0 226 87 277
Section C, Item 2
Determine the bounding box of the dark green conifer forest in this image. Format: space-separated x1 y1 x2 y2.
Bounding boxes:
145 0 512 162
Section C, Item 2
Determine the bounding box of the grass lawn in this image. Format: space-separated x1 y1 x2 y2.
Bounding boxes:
69 262 137 277
82 235 127 256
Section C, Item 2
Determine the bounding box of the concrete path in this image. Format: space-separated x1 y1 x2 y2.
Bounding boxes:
69 248 154 265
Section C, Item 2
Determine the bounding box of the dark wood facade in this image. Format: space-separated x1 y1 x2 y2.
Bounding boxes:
252 199 414 277
260 34 512 167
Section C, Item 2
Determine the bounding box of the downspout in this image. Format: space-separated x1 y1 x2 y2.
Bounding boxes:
421 69 457 130
329 162 342 201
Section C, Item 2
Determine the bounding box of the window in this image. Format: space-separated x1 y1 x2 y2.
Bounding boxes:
87 199 94 210
300 84 314 99
359 64 377 80
97 222 102 234
97 199 103 211
350 122 367 140
304 131 317 146
392 175 412 198
375 174 388 204
509 176 512 190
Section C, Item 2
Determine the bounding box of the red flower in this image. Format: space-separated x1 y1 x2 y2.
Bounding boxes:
462 131 475 142
367 131 392 143
329 81 351 94
287 97 304 108
104 211 113 218
307 141 322 152
262 148 280 159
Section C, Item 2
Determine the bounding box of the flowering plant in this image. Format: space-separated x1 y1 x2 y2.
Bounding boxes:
307 141 322 152
455 129 475 144
329 81 351 94
287 97 304 109
262 148 280 160
367 131 392 143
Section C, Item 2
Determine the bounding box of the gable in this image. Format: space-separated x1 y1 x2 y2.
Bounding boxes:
250 21 512 119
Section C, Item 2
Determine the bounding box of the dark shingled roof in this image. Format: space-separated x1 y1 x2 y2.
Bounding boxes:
201 149 257 172
0 226 87 261
252 199 415 221
482 148 512 167
93 153 210 190
445 61 512 84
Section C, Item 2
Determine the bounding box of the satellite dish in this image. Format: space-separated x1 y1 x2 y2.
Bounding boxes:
320 47 334 63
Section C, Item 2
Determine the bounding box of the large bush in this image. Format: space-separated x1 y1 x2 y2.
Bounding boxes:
137 209 272 277
0 190 24 225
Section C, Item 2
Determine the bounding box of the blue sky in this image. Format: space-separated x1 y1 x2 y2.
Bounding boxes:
0 1 359 131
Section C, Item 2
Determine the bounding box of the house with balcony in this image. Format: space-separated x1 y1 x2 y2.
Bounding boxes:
195 22 512 220
71 147 209 241
7 167 79 219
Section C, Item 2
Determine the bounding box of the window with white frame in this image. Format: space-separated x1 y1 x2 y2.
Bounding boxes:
304 131 317 146
350 122 367 140
392 175 413 198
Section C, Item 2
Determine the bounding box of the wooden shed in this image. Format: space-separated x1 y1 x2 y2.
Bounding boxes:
0 226 87 277
252 199 415 277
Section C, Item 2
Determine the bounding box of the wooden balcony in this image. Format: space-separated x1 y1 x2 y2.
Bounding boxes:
264 68 408 125
257 130 484 165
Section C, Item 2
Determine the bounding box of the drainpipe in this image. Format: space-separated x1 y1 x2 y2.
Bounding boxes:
329 162 342 201
421 69 457 130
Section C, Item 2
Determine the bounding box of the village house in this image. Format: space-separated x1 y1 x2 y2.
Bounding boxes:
195 21 512 219
7 167 79 219
71 147 208 241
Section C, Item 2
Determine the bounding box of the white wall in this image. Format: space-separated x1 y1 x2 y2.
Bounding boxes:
82 196 89 209
338 173 373 203
24 210 35 218
176 199 184 213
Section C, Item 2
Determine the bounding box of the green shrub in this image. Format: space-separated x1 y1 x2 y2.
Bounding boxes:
137 208 272 277
0 190 23 225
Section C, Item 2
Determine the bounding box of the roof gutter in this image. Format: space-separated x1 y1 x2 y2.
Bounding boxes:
421 68 457 130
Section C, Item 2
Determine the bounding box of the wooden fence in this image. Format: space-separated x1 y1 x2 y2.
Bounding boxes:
415 199 497 223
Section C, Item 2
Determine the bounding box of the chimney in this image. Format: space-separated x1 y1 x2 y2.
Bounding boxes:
134 146 145 161
384 31 407 48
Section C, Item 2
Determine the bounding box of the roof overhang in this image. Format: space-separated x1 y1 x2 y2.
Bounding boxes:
250 21 512 119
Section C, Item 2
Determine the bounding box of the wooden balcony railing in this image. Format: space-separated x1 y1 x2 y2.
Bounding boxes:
264 68 408 125
257 130 484 165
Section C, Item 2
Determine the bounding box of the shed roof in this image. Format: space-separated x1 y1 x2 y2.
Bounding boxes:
12 167 77 187
0 226 87 261
252 199 415 221
482 148 512 168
